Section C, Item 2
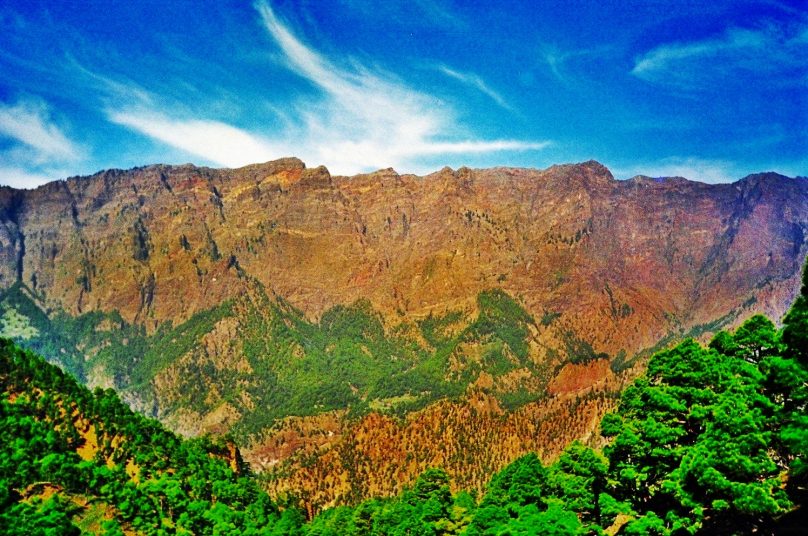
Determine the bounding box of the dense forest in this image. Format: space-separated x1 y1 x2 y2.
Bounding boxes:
2 262 808 534
0 281 562 437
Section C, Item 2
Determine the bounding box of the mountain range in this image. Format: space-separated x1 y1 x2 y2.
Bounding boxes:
0 158 806 510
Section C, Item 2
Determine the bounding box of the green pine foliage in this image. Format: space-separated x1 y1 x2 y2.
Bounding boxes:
783 260 808 366
0 339 292 534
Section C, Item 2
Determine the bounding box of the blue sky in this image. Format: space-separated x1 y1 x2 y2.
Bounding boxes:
0 0 805 188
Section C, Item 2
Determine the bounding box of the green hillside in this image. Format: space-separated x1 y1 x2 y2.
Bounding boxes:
0 337 291 535
0 281 559 438
3 260 808 534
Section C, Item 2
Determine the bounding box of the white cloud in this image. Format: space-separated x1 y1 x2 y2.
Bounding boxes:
108 110 281 168
632 24 808 87
632 29 761 76
409 0 463 28
436 65 512 111
0 166 60 189
0 98 85 188
0 99 82 163
542 46 567 83
106 2 547 175
253 0 546 172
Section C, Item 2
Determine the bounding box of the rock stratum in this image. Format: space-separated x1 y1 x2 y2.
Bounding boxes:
0 158 806 511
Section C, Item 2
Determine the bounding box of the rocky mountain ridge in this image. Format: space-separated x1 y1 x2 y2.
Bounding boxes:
1 159 804 336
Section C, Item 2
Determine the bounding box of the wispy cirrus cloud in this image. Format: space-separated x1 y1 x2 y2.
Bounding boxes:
436 65 512 111
409 0 462 27
541 45 569 84
0 98 84 188
107 1 547 175
108 111 280 169
0 99 82 163
536 42 619 88
632 23 808 88
252 0 545 171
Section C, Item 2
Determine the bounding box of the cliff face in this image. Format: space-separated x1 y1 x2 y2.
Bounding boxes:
0 158 806 510
3 160 805 337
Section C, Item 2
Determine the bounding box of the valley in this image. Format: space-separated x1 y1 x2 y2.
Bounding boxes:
0 158 806 511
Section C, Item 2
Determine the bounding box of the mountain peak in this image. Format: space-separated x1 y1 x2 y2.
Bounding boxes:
543 160 615 190
737 171 794 184
235 157 307 174
579 159 611 174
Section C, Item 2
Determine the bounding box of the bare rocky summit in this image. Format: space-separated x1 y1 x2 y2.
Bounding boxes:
1 159 804 340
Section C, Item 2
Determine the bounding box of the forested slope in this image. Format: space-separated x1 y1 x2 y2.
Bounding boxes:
3 262 808 534
304 266 808 535
0 338 295 535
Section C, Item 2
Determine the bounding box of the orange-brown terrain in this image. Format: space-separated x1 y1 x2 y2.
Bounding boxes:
0 158 806 510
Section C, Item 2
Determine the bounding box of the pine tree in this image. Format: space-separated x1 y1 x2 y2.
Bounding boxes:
782 258 808 365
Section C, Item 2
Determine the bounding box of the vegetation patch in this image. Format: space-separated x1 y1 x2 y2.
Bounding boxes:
368 394 420 412
562 329 608 364
0 305 39 340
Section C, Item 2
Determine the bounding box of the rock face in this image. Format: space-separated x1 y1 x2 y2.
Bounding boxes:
1 160 805 346
0 163 796 327
0 158 806 510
